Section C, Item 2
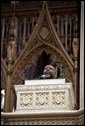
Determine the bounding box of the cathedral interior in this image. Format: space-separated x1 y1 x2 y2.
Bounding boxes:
1 1 84 125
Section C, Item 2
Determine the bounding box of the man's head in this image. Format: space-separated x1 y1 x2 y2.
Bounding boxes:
43 64 56 78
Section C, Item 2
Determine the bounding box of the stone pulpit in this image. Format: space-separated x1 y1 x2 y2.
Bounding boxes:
14 79 75 112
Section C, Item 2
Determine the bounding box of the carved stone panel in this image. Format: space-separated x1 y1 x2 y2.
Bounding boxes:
19 93 33 107
52 92 65 106
15 79 75 112
35 92 49 106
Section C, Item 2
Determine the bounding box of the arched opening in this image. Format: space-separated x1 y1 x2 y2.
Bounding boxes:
33 50 52 79
22 50 52 80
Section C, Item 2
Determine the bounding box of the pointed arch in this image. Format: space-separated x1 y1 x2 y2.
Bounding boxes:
12 2 74 84
12 43 73 85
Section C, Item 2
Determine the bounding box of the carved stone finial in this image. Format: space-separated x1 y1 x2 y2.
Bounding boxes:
72 38 79 58
9 17 16 41
7 16 17 63
8 40 16 63
7 42 13 62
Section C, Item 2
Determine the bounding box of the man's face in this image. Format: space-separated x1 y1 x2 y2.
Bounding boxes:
43 65 56 77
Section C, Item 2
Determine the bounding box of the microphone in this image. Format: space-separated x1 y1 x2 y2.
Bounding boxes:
40 74 51 79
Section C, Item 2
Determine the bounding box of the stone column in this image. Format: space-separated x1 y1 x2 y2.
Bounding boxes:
4 68 13 112
4 16 17 112
72 37 79 109
79 1 84 109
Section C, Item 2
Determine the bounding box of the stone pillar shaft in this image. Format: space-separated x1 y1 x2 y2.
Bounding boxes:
4 64 12 112
79 1 84 109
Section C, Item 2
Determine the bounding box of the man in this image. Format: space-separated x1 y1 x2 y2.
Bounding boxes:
37 64 56 79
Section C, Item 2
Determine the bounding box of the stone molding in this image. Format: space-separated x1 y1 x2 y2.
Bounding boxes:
1 109 84 125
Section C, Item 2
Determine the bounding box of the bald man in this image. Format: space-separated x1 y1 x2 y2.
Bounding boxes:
38 64 56 79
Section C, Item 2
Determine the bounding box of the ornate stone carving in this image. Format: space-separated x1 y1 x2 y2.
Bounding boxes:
19 93 33 107
7 41 16 62
15 79 75 111
72 38 79 58
40 26 50 39
35 92 49 106
12 45 73 85
12 1 74 86
52 92 65 105
1 109 84 125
